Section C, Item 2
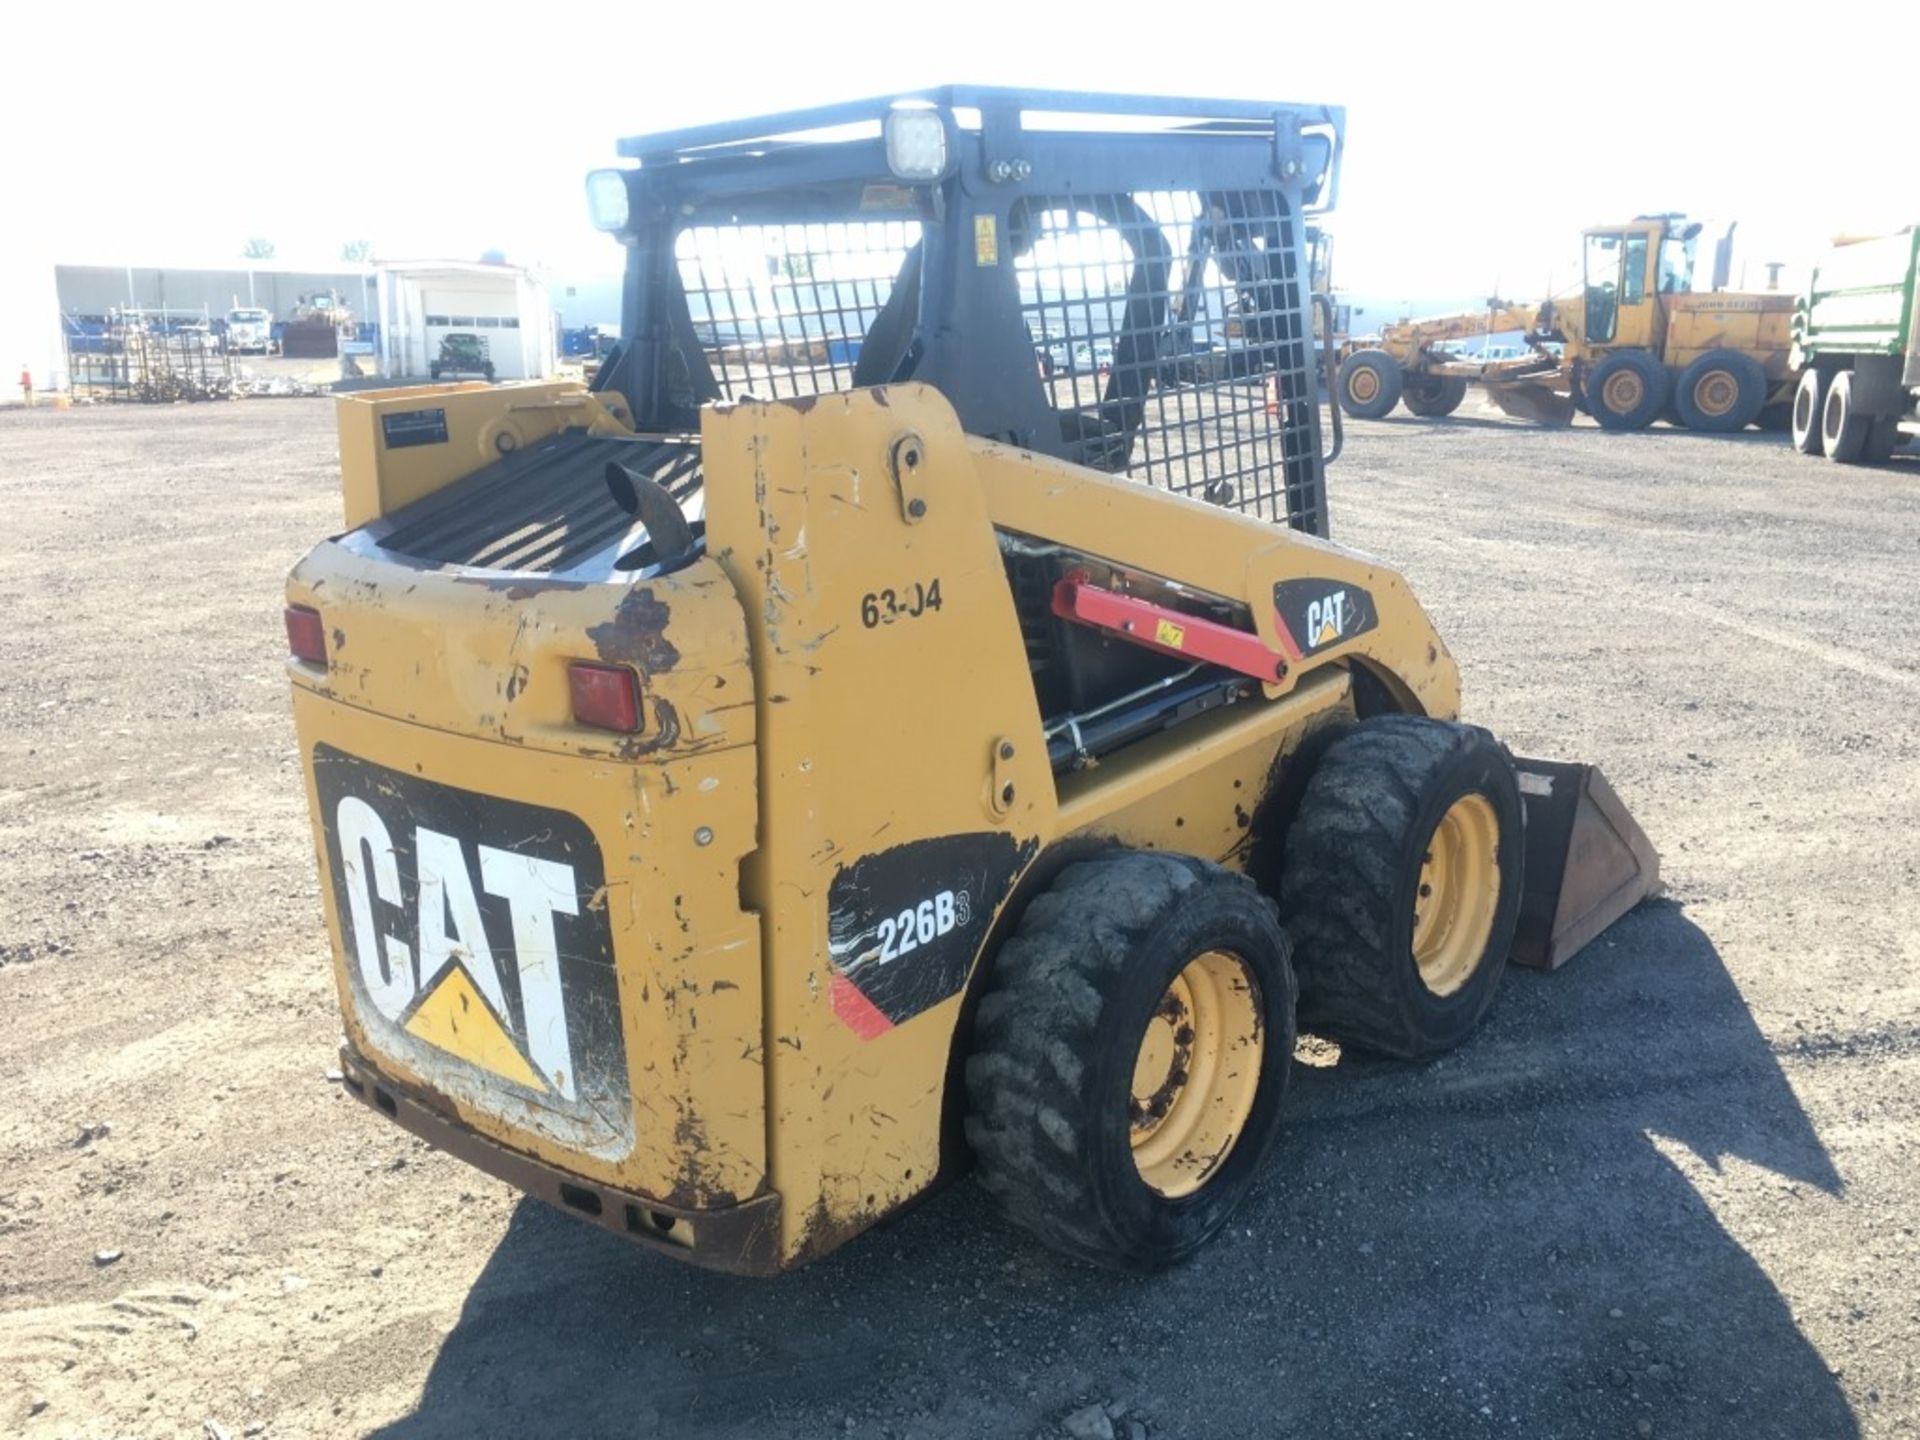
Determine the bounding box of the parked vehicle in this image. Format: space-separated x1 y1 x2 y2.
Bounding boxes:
430 332 495 381
1336 215 1795 431
1789 228 1920 464
226 307 274 355
283 88 1657 1277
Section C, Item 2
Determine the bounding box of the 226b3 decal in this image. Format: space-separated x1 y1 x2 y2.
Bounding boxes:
313 745 631 1153
825 832 1033 1038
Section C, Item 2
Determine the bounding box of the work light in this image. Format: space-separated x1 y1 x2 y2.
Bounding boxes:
585 170 631 233
884 106 948 181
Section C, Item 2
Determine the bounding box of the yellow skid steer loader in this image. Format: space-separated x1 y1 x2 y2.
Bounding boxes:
285 89 1657 1273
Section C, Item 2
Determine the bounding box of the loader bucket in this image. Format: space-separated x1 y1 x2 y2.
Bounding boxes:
1509 758 1661 969
1483 378 1577 426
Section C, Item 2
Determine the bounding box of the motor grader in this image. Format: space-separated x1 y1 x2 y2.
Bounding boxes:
284 88 1657 1273
1336 214 1795 432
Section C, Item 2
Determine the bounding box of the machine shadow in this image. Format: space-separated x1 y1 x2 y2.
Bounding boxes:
371 901 1853 1440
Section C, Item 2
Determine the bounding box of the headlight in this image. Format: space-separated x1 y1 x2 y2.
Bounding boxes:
884 106 947 181
585 169 631 233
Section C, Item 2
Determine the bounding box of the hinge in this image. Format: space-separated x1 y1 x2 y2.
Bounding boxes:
889 432 928 524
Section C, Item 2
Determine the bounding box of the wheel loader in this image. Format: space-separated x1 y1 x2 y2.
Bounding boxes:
1336 214 1795 431
284 88 1658 1273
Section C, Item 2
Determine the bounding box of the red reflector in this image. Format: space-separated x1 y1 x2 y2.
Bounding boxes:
569 662 642 733
285 605 327 664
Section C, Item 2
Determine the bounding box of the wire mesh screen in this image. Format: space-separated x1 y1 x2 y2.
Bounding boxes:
1014 190 1320 530
676 220 922 402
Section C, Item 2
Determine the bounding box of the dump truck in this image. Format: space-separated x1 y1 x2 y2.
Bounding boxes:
284 88 1658 1274
1788 227 1920 464
1337 214 1796 431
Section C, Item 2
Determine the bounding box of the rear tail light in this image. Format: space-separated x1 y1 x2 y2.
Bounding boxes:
568 662 642 733
285 605 327 664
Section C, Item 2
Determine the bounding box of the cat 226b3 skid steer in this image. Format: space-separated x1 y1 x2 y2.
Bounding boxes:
284 89 1658 1272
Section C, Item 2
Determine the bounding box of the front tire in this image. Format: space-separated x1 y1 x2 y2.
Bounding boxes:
1278 716 1523 1061
1791 368 1827 454
1585 350 1670 431
1402 374 1469 418
1338 348 1405 419
965 852 1296 1270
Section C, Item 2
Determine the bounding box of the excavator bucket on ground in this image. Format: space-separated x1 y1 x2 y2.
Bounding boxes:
1509 758 1662 969
1482 375 1578 426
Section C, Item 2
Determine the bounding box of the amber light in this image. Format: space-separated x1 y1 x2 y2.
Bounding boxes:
285 605 327 664
568 662 642 732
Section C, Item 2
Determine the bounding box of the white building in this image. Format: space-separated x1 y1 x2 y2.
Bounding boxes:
372 260 554 382
56 261 374 325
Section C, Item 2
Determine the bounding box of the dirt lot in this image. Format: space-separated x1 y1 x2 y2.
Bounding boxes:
2 399 1917 1440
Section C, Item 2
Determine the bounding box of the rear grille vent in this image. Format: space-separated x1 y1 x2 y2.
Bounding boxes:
369 430 701 574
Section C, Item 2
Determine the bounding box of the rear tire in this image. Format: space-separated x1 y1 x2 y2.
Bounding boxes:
1585 350 1669 431
1277 716 1523 1061
1821 370 1868 463
1338 349 1405 420
1791 368 1827 454
1675 350 1767 432
1402 375 1469 418
965 851 1296 1270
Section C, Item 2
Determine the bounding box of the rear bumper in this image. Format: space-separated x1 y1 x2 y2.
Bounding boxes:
339 1045 785 1275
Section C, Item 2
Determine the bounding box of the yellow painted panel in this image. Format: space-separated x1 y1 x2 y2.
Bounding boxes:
336 381 636 528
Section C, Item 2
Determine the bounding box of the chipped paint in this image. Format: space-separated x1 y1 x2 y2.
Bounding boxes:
587 585 681 673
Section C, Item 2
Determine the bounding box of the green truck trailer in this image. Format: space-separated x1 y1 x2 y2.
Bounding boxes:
1790 228 1920 463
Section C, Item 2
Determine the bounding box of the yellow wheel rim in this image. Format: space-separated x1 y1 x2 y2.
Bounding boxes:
1411 794 1501 997
1694 369 1737 418
1601 369 1644 413
1348 367 1380 404
1129 951 1264 1199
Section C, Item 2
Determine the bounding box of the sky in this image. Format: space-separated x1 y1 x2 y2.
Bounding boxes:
7 2 1918 321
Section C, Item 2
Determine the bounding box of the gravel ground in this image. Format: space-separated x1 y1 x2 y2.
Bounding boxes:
1 399 1917 1440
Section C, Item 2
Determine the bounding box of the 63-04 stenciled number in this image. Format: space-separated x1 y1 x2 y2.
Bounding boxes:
860 578 943 628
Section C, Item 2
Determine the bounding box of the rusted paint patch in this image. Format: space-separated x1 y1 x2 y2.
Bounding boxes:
1129 990 1194 1130
587 585 681 673
615 695 681 759
663 1107 741 1211
791 1194 889 1267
